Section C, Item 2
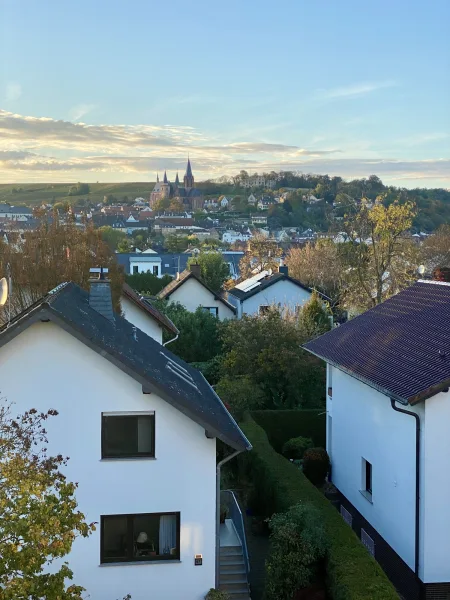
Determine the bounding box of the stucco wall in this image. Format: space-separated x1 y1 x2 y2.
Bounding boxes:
0 322 216 600
168 277 235 321
239 279 312 316
331 369 422 572
121 295 163 344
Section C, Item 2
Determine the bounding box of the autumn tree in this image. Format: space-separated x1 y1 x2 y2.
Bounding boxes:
0 216 124 322
341 199 418 310
0 401 94 599
238 235 283 280
187 251 230 292
285 240 342 301
98 225 127 250
421 224 450 271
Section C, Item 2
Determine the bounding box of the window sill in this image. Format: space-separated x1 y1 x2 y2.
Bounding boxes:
100 457 157 462
359 489 373 504
100 560 181 567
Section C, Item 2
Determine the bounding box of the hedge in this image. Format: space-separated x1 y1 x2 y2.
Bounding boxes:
239 415 399 600
251 409 326 452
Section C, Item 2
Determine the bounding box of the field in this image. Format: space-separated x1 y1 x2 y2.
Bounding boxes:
0 182 156 206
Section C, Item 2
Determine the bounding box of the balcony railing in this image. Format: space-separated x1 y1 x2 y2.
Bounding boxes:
221 489 250 576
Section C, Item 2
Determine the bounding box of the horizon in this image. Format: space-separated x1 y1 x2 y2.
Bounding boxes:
1 0 449 188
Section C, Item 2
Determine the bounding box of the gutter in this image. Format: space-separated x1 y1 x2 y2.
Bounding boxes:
390 399 420 579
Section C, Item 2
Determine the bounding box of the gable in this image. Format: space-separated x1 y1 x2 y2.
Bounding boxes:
242 278 312 310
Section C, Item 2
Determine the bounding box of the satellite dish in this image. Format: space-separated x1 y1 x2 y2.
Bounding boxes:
0 278 8 307
418 265 425 276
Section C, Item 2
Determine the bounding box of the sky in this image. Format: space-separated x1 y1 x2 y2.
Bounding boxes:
0 0 449 188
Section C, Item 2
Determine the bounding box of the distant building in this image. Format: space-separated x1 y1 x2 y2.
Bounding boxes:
149 159 203 211
240 176 276 189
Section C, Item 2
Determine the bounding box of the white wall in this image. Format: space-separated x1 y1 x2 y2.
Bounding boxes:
0 322 216 600
422 389 450 582
168 277 235 321
120 295 163 344
130 258 162 276
238 279 312 317
331 369 422 572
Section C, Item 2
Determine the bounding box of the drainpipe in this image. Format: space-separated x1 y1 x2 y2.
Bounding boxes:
390 399 420 578
216 450 243 588
163 333 178 347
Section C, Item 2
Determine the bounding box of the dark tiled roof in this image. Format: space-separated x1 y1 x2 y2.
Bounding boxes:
304 280 450 405
157 270 237 313
122 283 179 335
228 272 328 302
0 283 249 450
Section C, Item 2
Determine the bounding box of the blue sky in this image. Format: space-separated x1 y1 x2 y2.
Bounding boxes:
0 0 449 186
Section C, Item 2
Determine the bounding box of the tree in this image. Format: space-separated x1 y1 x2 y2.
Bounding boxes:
285 240 342 301
297 292 332 339
125 272 172 295
153 196 170 212
68 182 89 197
169 198 184 212
341 199 418 309
164 234 190 253
422 224 450 270
0 401 94 598
187 252 230 292
238 235 283 280
102 194 118 205
0 217 124 321
98 226 127 250
117 239 133 253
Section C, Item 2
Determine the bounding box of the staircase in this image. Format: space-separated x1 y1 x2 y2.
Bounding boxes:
219 543 251 600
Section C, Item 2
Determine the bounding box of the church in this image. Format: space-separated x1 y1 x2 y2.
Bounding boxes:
149 159 204 211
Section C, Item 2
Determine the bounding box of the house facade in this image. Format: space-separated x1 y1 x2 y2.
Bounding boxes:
0 272 249 600
305 280 450 600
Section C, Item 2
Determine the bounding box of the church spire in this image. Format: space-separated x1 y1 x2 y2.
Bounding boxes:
175 171 179 185
186 157 193 178
184 157 194 190
156 173 159 183
163 170 168 184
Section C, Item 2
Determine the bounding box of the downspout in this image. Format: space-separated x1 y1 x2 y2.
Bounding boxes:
216 450 243 588
390 399 420 578
163 333 178 347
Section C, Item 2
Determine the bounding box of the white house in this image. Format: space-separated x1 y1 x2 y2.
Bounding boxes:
0 203 33 219
227 267 324 318
222 230 252 244
128 254 162 276
0 269 250 600
220 197 229 209
121 283 179 344
304 279 450 600
247 193 257 205
157 264 236 320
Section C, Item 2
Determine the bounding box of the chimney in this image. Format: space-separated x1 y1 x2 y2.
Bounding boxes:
189 263 201 278
279 265 289 276
89 267 114 321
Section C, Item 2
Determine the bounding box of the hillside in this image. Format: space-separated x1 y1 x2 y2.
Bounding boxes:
0 182 156 206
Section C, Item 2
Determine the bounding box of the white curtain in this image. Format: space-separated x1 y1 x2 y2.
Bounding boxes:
159 515 177 555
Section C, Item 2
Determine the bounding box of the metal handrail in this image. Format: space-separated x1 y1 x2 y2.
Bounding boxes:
221 489 250 575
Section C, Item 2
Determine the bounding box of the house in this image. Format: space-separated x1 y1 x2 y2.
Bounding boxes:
220 197 229 209
222 230 252 244
304 279 450 600
0 269 251 600
227 266 325 318
157 264 236 320
0 203 33 219
121 283 178 344
247 193 257 205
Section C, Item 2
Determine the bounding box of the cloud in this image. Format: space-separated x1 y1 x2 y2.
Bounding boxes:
5 82 22 103
69 103 97 121
318 80 397 100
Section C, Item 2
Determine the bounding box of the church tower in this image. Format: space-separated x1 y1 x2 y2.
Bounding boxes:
184 158 194 191
161 170 170 199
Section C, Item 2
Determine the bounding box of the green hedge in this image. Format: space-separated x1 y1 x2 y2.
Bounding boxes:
251 409 326 452
239 415 399 600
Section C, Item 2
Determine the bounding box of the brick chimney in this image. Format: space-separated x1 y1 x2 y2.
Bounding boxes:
89 267 114 321
189 263 201 278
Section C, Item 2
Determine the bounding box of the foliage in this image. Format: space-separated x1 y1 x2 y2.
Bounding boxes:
220 311 325 409
190 355 224 386
251 410 326 451
238 415 399 600
341 199 418 310
164 234 191 253
187 252 230 292
125 272 172 295
68 182 89 196
0 402 95 599
117 239 133 253
153 301 223 363
238 234 283 279
302 448 330 486
215 376 265 420
204 590 230 600
297 292 332 339
286 240 342 301
421 224 450 270
265 503 327 600
0 217 124 321
98 225 127 250
282 436 313 460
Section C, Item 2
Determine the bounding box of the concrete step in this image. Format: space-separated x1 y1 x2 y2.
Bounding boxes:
220 545 243 556
222 594 251 600
220 580 250 592
220 561 246 572
220 571 247 583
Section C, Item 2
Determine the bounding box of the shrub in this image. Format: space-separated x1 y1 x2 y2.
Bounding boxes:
265 502 327 600
251 409 326 452
302 448 330 486
282 436 313 460
205 590 230 600
238 415 399 600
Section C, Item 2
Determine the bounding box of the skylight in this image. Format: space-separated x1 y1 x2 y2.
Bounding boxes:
160 352 199 391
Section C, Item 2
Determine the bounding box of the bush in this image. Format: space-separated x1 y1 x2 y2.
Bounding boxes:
282 436 313 460
302 448 330 486
265 502 327 600
238 416 399 600
205 590 230 600
251 409 326 452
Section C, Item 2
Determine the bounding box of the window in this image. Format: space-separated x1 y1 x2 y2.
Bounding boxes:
201 306 218 317
132 266 138 274
152 266 159 276
259 305 270 316
102 413 155 459
101 512 180 563
361 458 372 500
